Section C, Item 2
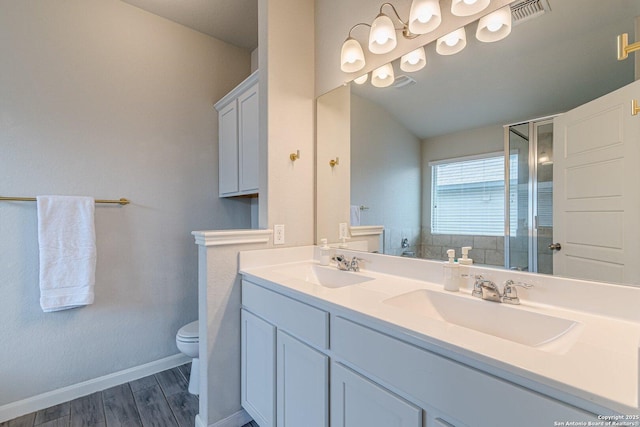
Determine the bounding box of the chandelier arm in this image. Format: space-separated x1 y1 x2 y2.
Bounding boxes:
379 3 418 39
348 22 372 38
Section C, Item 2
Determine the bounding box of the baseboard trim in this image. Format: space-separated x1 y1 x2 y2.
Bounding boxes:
0 353 190 423
197 409 252 427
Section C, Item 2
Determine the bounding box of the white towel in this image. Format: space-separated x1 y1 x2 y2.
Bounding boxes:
37 196 96 312
350 205 361 226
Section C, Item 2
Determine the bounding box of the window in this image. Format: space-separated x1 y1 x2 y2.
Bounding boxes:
431 153 516 236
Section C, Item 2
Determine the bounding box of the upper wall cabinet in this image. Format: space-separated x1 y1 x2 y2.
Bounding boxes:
215 70 259 197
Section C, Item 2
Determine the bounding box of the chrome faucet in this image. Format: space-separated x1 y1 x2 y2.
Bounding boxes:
471 276 533 304
502 279 533 305
331 254 364 272
471 276 501 302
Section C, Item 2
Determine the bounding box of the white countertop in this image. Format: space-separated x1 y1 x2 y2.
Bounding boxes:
239 247 640 415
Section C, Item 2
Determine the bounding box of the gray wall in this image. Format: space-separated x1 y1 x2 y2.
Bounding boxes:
350 94 422 255
0 0 251 406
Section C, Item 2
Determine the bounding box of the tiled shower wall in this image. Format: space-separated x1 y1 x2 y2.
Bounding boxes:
415 228 505 267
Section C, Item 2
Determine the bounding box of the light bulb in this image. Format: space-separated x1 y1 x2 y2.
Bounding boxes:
445 35 458 46
375 32 389 45
487 21 503 32
464 0 476 5
418 12 432 23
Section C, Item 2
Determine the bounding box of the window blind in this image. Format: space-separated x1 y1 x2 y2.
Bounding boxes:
431 154 516 236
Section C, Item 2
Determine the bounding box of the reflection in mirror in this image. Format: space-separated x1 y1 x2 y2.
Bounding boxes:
316 0 640 286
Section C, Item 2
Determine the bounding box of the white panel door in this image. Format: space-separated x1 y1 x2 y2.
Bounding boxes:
218 101 239 196
238 82 259 193
241 309 276 427
553 79 640 284
331 362 422 427
276 330 328 427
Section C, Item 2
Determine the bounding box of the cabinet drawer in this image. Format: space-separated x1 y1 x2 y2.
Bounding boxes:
242 280 328 349
331 316 596 427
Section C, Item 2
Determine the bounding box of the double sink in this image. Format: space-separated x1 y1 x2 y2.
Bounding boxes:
273 263 582 353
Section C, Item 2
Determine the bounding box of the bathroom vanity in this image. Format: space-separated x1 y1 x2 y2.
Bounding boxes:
239 246 640 427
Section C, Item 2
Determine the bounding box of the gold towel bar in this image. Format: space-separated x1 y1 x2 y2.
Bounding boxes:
0 196 130 205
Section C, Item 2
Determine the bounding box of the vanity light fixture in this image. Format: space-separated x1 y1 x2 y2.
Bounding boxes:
354 73 369 84
436 27 467 55
371 63 395 87
451 0 490 17
342 0 436 74
476 5 512 43
400 47 427 72
341 1 516 87
617 33 640 61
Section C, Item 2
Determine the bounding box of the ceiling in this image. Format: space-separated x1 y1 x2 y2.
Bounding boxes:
121 0 258 50
351 0 640 139
121 0 638 139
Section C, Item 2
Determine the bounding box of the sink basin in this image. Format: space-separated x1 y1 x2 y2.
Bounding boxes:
384 289 582 351
273 264 375 288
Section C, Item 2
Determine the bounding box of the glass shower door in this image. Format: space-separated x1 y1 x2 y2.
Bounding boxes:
505 119 554 273
506 123 530 271
535 121 554 274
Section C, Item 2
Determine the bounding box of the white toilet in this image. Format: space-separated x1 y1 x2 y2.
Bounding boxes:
176 320 199 395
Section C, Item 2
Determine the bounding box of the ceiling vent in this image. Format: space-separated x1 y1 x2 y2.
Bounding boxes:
510 0 551 25
392 75 417 89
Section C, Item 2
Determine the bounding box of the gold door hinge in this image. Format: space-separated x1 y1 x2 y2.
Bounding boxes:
633 99 640 116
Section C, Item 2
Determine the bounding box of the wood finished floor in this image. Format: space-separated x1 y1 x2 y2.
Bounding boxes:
1 364 259 427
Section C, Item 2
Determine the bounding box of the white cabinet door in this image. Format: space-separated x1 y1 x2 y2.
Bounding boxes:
215 71 259 198
218 101 239 196
276 330 328 427
241 309 276 427
238 82 259 193
331 362 422 427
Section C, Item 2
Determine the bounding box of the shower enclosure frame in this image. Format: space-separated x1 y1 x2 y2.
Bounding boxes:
503 115 556 273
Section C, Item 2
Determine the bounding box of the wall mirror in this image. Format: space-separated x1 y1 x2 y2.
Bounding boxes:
316 0 640 286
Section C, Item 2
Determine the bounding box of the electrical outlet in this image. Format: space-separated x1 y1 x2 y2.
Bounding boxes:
339 222 348 239
274 224 285 245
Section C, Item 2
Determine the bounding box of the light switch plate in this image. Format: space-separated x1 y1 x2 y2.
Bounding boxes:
339 222 348 239
274 224 285 245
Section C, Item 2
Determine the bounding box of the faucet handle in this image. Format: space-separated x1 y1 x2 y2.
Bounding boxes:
470 275 486 298
504 279 533 289
502 280 533 304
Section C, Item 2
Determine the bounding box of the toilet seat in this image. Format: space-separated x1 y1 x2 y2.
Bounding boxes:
177 320 199 342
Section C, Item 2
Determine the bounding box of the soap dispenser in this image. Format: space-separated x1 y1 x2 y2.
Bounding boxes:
320 238 331 266
459 246 473 265
443 249 460 292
